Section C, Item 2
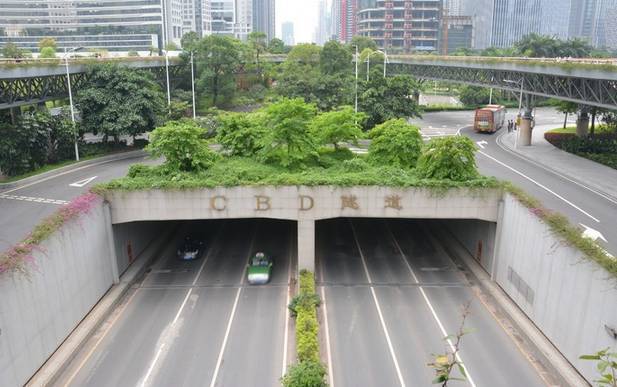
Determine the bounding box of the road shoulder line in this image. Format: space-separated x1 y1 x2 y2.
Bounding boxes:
27 224 178 387
434 221 588 387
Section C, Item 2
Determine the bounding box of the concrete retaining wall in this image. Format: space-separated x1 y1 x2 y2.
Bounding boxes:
494 194 617 382
113 221 172 274
444 219 497 274
0 201 113 387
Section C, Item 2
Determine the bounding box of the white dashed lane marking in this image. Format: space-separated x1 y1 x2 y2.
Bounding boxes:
0 194 68 205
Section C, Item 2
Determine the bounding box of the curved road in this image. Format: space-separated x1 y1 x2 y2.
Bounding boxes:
411 108 616 256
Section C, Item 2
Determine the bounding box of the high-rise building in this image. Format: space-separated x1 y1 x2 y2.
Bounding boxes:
211 0 236 35
330 0 342 41
540 0 570 39
357 0 442 53
490 0 543 48
316 0 331 45
234 0 252 41
441 15 473 54
253 0 276 41
0 0 184 52
460 0 493 49
282 21 295 46
444 0 463 15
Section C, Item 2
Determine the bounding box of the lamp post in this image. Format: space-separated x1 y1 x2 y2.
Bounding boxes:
366 49 387 82
504 78 525 147
352 45 359 114
163 50 171 112
190 50 196 119
489 77 494 105
64 46 83 161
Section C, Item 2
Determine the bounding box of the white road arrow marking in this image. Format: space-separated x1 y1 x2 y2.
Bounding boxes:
476 140 488 149
70 176 98 188
580 224 608 243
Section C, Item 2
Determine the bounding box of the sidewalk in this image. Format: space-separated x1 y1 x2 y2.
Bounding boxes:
499 124 617 202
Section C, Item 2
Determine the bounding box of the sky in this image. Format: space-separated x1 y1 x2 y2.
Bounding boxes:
276 0 321 43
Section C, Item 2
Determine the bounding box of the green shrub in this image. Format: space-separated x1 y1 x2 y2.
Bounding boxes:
299 270 316 294
296 306 320 363
417 136 479 181
368 119 423 169
146 120 219 172
217 112 267 157
288 292 321 317
39 46 56 58
281 361 327 387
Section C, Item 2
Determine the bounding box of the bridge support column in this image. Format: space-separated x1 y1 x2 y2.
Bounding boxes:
297 219 315 273
517 106 534 147
576 108 590 137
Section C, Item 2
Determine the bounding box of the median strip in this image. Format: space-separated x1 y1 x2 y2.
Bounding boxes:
282 270 327 387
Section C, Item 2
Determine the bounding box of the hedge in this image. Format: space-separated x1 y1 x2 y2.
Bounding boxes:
282 270 328 387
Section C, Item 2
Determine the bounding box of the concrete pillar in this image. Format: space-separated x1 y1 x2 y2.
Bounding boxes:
517 106 534 147
297 219 315 273
576 110 590 137
103 202 120 284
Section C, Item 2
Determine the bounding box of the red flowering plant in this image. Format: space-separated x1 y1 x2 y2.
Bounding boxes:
0 192 101 276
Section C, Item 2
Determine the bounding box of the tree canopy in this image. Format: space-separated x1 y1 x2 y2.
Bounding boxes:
417 136 479 181
259 98 318 167
310 106 366 149
358 75 422 129
76 64 165 142
217 112 266 157
368 119 423 169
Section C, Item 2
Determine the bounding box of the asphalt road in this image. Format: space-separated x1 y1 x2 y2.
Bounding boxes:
410 108 616 255
317 218 548 387
55 219 294 387
0 154 155 253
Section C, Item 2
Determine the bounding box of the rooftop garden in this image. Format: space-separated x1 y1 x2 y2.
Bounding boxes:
97 98 496 193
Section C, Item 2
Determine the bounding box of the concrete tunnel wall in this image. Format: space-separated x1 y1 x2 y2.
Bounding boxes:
0 202 171 387
445 193 617 383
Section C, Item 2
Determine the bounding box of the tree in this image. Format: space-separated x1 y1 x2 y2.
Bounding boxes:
310 106 366 149
248 31 267 65
276 45 323 106
1 42 25 59
287 44 322 65
311 74 354 112
555 101 579 129
76 64 165 143
181 31 200 51
368 119 423 169
417 136 479 181
195 35 243 107
320 40 352 75
359 75 422 129
350 36 378 52
459 86 490 107
39 47 56 58
38 37 57 50
268 38 286 54
217 112 267 157
164 42 179 51
146 120 218 172
259 98 318 167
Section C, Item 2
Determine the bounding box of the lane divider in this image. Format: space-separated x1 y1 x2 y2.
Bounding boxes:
349 220 407 387
477 150 600 223
209 227 257 387
281 227 294 377
384 221 478 387
318 235 335 387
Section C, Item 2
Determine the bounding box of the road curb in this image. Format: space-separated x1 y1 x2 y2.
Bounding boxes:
0 150 147 191
496 132 617 204
26 225 178 387
433 221 588 387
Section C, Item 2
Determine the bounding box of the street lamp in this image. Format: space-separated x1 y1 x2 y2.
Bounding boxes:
162 49 171 111
352 45 359 114
190 50 196 119
64 46 83 161
365 49 387 82
504 78 525 147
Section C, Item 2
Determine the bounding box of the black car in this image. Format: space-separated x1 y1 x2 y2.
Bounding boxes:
176 237 204 261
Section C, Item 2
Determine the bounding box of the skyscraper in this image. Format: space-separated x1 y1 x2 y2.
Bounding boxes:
282 21 295 46
490 0 543 48
253 0 276 41
315 0 331 45
0 0 183 52
234 0 253 41
357 0 442 53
